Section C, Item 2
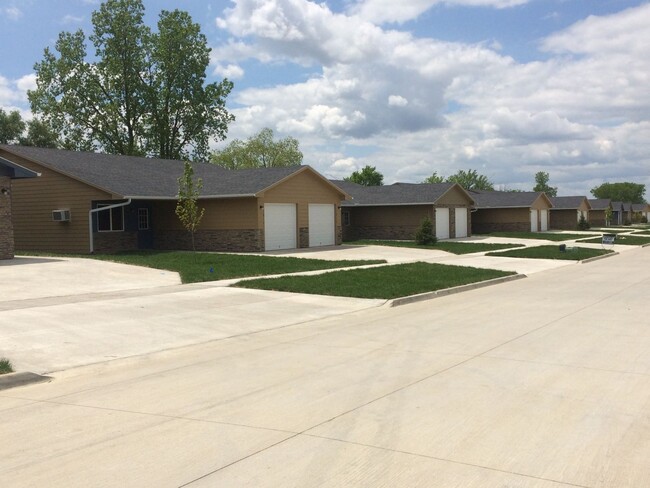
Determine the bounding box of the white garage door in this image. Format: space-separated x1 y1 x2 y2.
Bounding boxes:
264 204 297 251
540 209 548 231
454 207 468 238
308 204 335 247
435 208 450 240
530 209 538 232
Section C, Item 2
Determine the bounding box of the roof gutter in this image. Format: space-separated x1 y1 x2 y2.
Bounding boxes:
88 199 131 254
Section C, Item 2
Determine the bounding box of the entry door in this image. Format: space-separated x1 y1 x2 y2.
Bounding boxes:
540 209 548 231
435 208 450 239
308 204 335 247
530 209 538 232
454 207 468 238
264 204 297 250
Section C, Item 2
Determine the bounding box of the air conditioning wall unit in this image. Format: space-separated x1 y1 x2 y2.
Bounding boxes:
52 209 71 222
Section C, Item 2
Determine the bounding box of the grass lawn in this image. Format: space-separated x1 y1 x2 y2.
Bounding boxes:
486 245 614 260
20 251 386 284
345 239 524 254
579 235 650 246
632 230 650 236
476 231 600 241
0 358 13 375
234 262 515 299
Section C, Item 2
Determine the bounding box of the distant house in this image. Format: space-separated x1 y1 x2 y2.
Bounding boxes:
610 201 625 226
587 198 612 227
631 203 650 222
335 181 475 241
469 190 553 233
0 145 348 254
0 157 39 259
549 196 591 230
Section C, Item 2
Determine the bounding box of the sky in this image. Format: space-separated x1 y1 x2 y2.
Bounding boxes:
1 0 649 196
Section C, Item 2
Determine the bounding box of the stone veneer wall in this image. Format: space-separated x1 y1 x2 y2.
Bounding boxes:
154 229 263 252
93 231 138 254
0 177 14 259
299 227 309 248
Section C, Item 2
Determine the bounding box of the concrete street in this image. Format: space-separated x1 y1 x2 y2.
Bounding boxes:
1 246 648 487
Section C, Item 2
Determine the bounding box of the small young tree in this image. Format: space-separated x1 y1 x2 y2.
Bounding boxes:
175 161 205 251
577 213 590 231
415 216 437 245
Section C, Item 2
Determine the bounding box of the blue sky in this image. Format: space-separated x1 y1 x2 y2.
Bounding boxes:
1 0 649 196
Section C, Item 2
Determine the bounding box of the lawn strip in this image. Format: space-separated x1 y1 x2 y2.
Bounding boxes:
345 239 523 254
486 245 613 260
476 231 599 241
234 262 514 299
17 251 386 284
579 235 650 246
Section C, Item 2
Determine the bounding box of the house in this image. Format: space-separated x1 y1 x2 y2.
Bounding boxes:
0 156 40 259
549 196 591 230
587 198 612 227
631 203 650 223
469 190 553 233
334 181 475 241
0 145 348 254
610 201 625 226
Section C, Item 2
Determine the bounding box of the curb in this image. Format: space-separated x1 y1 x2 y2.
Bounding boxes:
387 273 526 307
580 251 619 264
0 372 52 391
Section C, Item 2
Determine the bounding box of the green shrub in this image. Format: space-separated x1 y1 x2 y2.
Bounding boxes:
577 214 590 230
415 216 437 245
0 358 13 375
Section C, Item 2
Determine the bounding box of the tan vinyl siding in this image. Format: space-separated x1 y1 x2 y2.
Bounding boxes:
6 154 112 253
350 205 433 227
531 195 552 210
260 169 343 228
436 186 473 206
152 198 259 231
473 207 529 224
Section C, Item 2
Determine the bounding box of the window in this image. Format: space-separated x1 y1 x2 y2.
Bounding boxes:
96 204 124 232
138 208 150 230
342 211 351 226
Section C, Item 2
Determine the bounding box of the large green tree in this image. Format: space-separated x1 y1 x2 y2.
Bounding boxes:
0 109 59 148
591 182 646 203
0 108 25 144
210 128 303 169
532 171 557 197
28 0 233 160
344 165 384 186
422 171 444 184
446 169 494 191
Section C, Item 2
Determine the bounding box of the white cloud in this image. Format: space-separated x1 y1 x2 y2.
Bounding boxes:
214 0 650 194
61 14 84 25
348 0 529 24
213 63 245 79
1 6 22 21
388 95 408 107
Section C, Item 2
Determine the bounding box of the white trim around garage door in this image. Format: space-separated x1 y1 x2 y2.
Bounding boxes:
264 203 297 251
308 204 335 247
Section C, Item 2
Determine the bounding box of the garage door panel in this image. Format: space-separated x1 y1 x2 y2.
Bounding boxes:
540 210 548 231
265 204 297 250
454 207 468 238
435 208 450 240
308 204 335 247
530 209 538 232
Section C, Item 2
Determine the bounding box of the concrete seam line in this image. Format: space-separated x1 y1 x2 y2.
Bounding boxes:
580 251 619 264
388 274 526 307
0 372 52 391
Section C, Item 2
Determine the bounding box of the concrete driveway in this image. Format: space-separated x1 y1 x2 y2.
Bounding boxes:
1 247 648 487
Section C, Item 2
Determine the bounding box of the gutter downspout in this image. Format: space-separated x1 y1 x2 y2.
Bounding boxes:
88 198 132 254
